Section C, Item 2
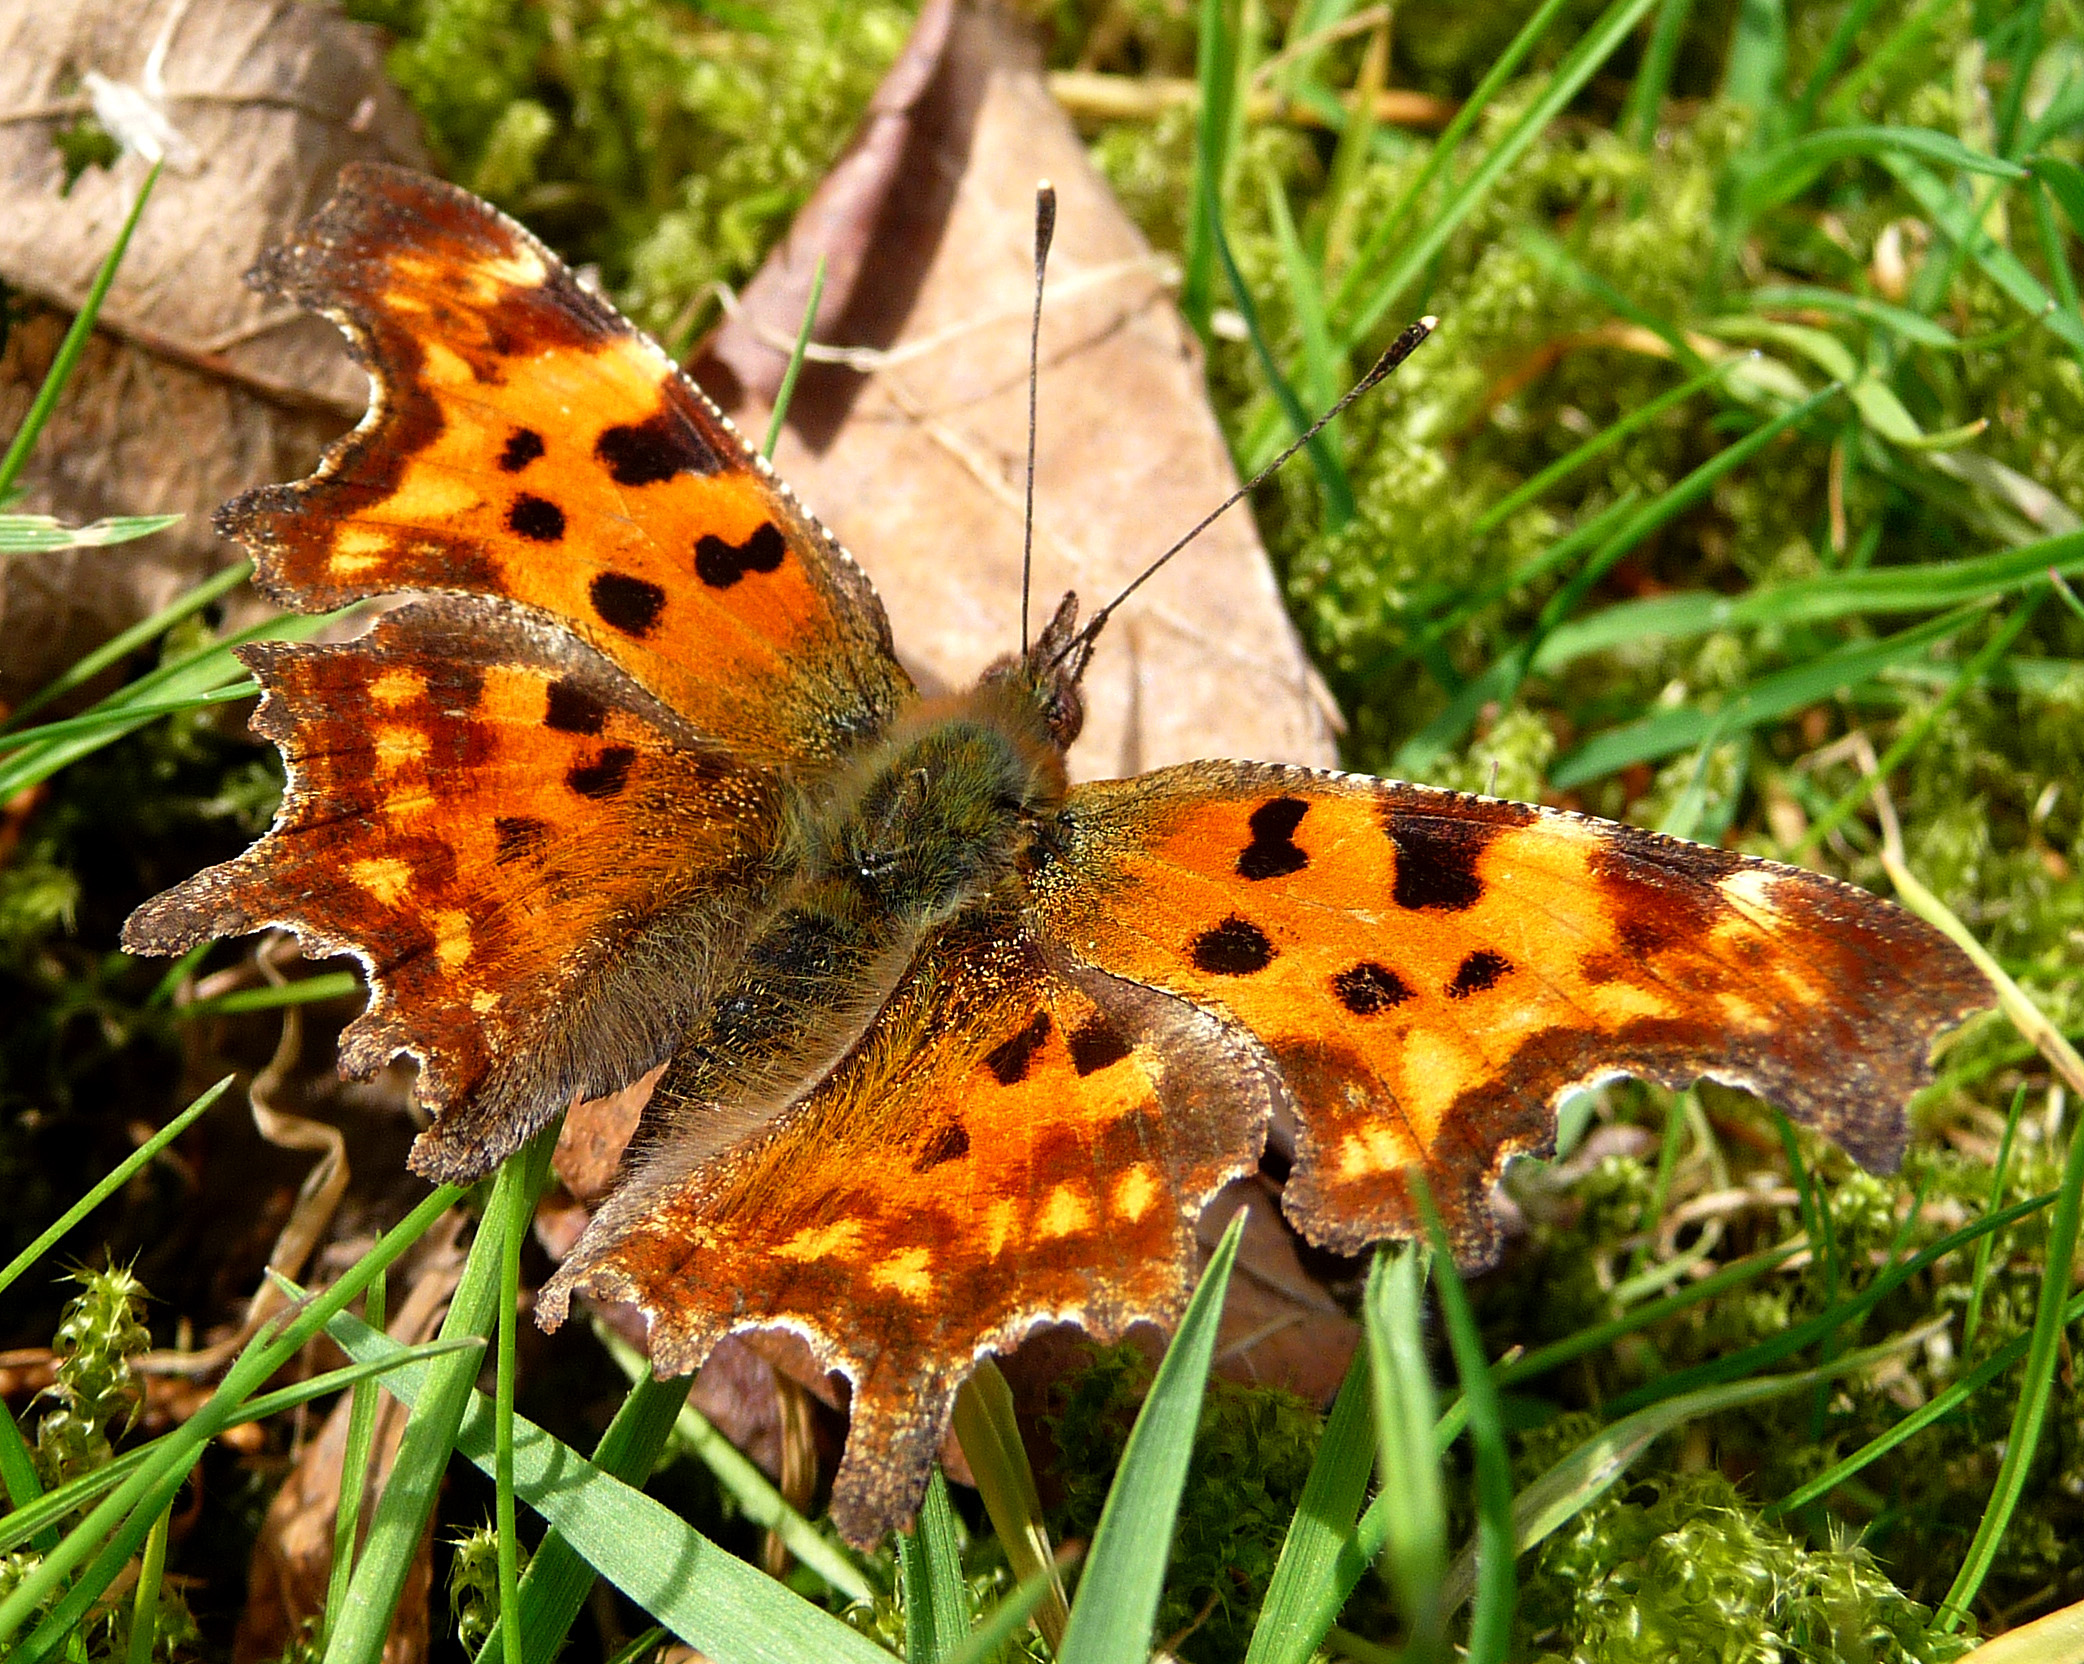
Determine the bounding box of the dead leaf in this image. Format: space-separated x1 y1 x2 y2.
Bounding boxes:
528 3 1357 1514
0 0 428 406
698 0 1339 779
0 0 428 707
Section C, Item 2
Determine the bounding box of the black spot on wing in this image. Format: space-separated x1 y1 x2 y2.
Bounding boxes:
493 815 550 865
567 746 636 800
595 410 721 485
498 428 544 472
589 572 667 638
1238 796 1310 880
1069 1018 1133 1076
1191 916 1275 976
1334 961 1413 1015
694 523 787 589
1386 816 1491 910
507 493 565 542
914 1120 970 1171
1446 949 1512 999
985 1011 1052 1086
543 680 607 735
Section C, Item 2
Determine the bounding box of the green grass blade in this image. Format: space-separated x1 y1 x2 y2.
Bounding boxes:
1550 601 1983 787
122 1503 172 1664
1 559 250 732
0 684 257 755
0 605 340 802
323 1139 555 1664
0 1400 49 1551
3 1186 462 1658
0 1337 482 1558
1441 1325 1942 1616
1535 526 2084 669
0 1075 231 1301
952 1360 1066 1648
1796 593 2045 855
326 1311 893 1664
473 1370 698 1664
596 1327 874 1604
1770 1289 2084 1519
1473 360 1740 537
1330 0 1581 327
174 970 363 1021
943 1557 1074 1664
495 1142 530 1664
1181 0 1239 333
1336 0 1661 350
1746 283 1960 348
1721 0 1786 109
902 1468 968 1663
1934 1089 2084 1631
1242 1348 1375 1664
0 513 182 554
1818 0 1952 122
1519 227 1710 371
1963 1085 2031 1357
0 160 162 498
1057 1212 1245 1664
1601 1187 2058 1420
2030 174 2084 320
2036 154 2084 242
1787 0 1884 124
604 1628 667 1664
1400 385 1836 773
1882 154 2084 359
1206 170 1354 524
1743 124 2027 214
1416 1192 1512 1664
762 254 827 460
1621 0 1695 149
1366 1245 1446 1661
1263 168 1344 429
325 1270 386 1651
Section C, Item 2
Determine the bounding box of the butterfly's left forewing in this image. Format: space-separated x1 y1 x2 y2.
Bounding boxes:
1028 762 1990 1265
539 903 1278 1546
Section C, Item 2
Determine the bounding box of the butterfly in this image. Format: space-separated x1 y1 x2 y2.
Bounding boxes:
124 163 1989 1547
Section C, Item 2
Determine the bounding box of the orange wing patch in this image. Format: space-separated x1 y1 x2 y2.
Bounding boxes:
1031 762 1990 1264
223 163 911 767
539 909 1276 1546
123 600 782 1183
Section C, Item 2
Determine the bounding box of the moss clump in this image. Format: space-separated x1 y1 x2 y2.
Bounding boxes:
1520 1472 1975 1664
1049 1343 1324 1662
345 0 915 343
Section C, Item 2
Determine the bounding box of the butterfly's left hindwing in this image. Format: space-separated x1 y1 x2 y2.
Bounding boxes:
539 904 1278 1546
123 600 783 1181
1028 762 1990 1265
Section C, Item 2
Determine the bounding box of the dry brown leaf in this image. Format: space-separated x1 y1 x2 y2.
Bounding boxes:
0 0 428 405
534 2 1356 1504
0 0 426 707
698 0 1339 778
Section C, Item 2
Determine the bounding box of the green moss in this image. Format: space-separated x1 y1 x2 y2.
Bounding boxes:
348 0 914 340
1520 1472 1975 1664
1049 1343 1324 1663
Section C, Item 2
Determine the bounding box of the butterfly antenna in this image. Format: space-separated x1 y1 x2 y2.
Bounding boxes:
1057 315 1438 667
1020 181 1057 657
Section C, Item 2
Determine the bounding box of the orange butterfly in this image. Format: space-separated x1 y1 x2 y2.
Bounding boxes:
125 165 1987 1546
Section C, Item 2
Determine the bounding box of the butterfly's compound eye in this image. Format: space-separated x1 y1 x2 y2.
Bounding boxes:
1042 681 1084 747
